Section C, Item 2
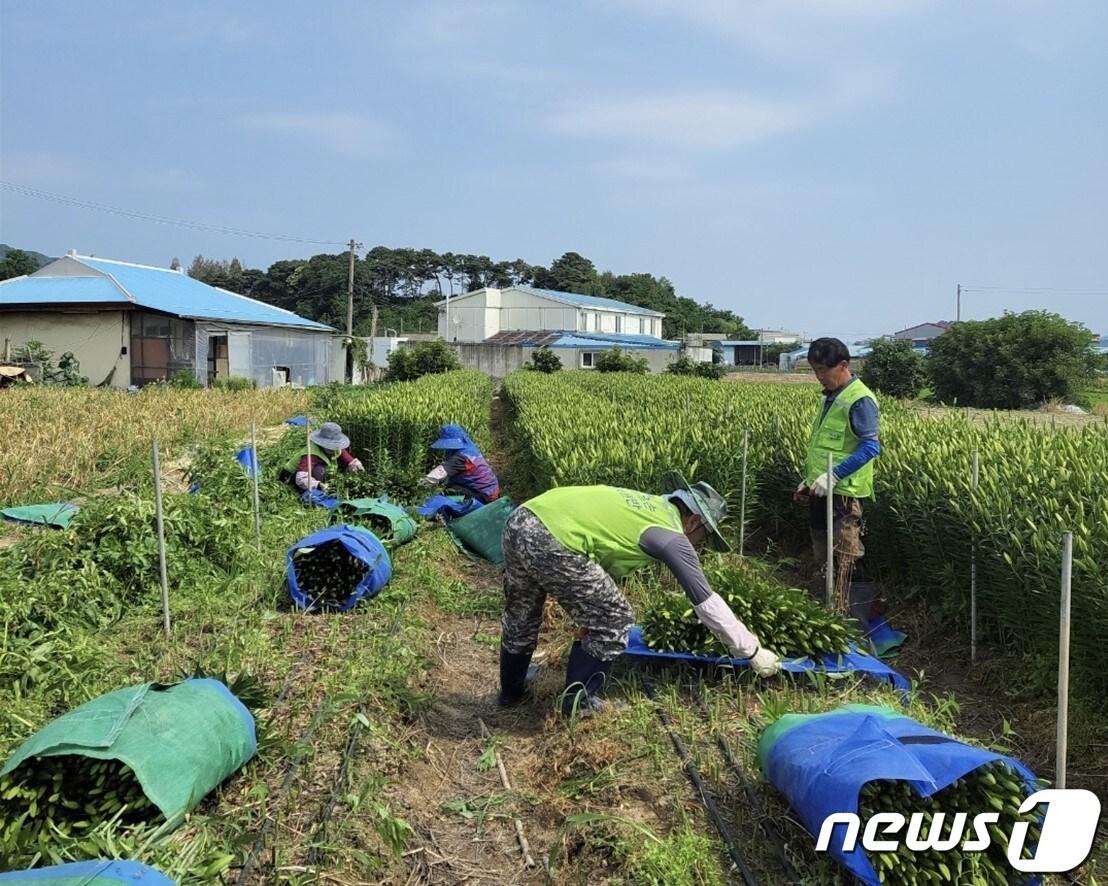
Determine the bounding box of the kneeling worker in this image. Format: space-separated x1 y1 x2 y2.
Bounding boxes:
499 473 781 715
421 423 501 503
282 421 364 492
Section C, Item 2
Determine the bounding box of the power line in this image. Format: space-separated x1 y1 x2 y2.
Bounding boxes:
961 284 1108 295
0 181 346 246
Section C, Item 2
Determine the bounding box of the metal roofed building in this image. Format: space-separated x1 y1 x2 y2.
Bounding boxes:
0 251 333 387
450 329 681 377
435 285 665 342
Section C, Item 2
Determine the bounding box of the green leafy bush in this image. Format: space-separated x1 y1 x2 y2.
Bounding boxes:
167 369 203 389
928 311 1097 408
385 340 461 382
212 376 256 392
595 347 648 374
667 356 728 379
861 339 927 399
525 348 562 373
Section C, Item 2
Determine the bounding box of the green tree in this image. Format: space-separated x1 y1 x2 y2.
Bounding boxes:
384 340 461 382
533 252 603 295
861 339 927 399
0 249 40 281
595 347 649 374
928 311 1097 408
524 348 562 373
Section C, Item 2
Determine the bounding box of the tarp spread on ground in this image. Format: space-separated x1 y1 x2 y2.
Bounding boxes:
339 497 417 545
286 525 392 612
756 704 1040 886
1 503 79 529
623 626 910 692
300 488 341 509
0 860 176 885
418 494 482 519
285 415 310 426
860 615 907 659
1 679 256 831
446 496 514 565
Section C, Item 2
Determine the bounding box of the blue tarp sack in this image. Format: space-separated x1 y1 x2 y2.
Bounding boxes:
300 488 341 509
234 445 259 479
756 704 1040 886
286 415 310 426
286 525 392 612
623 627 910 692
418 494 483 519
0 860 176 885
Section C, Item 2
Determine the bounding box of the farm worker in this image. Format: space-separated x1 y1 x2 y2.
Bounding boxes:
283 421 364 492
794 337 881 616
498 472 781 715
420 423 501 503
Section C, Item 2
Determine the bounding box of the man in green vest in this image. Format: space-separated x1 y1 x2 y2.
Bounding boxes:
794 337 881 616
499 472 781 716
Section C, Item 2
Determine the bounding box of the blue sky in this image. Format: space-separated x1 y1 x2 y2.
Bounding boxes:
2 1 1105 338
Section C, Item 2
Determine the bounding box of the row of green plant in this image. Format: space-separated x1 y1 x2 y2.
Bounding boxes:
501 370 1108 704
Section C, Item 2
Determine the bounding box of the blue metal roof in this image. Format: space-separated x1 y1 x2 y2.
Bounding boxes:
715 340 764 347
552 332 678 350
0 256 331 330
521 287 663 317
0 275 129 305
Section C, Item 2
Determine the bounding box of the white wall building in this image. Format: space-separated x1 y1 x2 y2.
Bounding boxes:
436 286 664 342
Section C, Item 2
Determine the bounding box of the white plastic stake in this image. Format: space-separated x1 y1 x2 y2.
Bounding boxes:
970 447 979 664
738 429 749 556
251 421 261 550
151 437 171 639
825 451 834 607
305 417 312 496
1057 531 1073 790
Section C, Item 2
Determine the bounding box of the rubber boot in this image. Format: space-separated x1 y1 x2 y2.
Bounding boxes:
498 648 538 706
561 640 612 716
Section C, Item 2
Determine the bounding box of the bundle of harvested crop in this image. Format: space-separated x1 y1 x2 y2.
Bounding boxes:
0 756 155 863
640 562 858 658
292 540 371 608
859 761 1042 885
286 526 391 613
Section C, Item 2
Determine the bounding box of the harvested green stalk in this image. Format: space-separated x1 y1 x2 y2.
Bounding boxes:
859 760 1043 885
0 755 158 865
640 562 859 658
293 540 370 609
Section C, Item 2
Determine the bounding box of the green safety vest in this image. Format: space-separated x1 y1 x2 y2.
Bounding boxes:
523 485 684 578
284 441 334 475
805 377 877 498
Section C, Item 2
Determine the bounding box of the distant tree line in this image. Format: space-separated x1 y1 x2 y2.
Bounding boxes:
187 248 754 340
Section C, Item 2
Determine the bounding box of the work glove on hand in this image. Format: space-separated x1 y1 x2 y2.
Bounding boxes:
348 458 365 473
749 647 781 677
809 471 835 498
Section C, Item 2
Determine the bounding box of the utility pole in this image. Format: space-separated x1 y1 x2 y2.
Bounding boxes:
956 283 961 323
345 239 359 383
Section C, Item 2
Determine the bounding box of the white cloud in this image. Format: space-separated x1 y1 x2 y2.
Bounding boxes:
547 69 886 152
240 113 395 158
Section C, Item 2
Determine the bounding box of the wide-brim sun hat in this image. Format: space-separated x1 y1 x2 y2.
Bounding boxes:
310 422 350 452
660 469 731 553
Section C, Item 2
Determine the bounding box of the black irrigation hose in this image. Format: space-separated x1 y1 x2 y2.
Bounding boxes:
687 689 799 882
641 679 758 886
305 712 366 868
237 697 329 885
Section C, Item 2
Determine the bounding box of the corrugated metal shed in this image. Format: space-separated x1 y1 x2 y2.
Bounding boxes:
0 254 331 330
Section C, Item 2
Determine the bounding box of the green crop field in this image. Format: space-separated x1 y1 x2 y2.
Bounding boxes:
0 370 1103 884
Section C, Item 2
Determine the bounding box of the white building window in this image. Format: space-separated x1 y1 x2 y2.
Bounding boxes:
615 315 622 333
581 351 597 368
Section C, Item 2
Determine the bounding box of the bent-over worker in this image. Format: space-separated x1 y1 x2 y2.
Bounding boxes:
499 473 781 715
282 421 364 492
420 423 500 503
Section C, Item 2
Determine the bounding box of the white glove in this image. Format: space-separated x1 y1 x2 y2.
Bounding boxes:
422 464 448 486
295 471 325 491
749 647 781 677
809 471 836 498
348 458 365 473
